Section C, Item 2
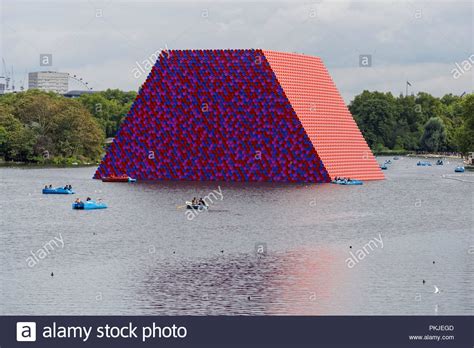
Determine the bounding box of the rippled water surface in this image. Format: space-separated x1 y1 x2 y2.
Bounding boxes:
1 157 473 315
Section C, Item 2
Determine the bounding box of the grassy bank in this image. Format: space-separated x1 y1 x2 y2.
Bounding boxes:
0 159 99 168
373 150 413 156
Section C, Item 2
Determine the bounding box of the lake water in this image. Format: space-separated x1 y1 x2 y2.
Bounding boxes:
1 157 473 315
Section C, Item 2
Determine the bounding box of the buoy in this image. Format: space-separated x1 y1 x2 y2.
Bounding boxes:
51 272 54 277
422 280 425 284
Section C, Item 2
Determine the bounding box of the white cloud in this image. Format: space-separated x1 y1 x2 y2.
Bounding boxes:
1 0 472 101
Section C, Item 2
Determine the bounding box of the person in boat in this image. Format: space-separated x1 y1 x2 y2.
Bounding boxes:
192 197 198 205
86 197 91 201
74 198 84 208
198 198 206 206
49 184 53 188
44 185 48 189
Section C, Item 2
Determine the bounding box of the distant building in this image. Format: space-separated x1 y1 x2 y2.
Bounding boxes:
63 90 96 98
28 71 69 94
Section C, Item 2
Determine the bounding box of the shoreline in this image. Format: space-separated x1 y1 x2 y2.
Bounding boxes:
0 153 467 170
405 153 463 159
0 162 99 168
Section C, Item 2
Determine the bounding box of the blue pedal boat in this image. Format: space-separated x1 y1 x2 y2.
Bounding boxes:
72 200 107 210
331 179 363 185
417 161 432 166
43 187 75 194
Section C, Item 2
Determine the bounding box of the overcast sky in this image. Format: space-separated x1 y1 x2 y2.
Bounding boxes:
1 0 473 102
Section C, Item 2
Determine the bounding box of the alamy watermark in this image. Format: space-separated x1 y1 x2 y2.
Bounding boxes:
254 242 267 257
359 54 372 67
25 232 64 268
451 54 474 79
345 233 383 268
132 45 171 79
39 54 52 67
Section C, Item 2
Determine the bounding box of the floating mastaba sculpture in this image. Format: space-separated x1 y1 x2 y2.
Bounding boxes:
94 49 383 182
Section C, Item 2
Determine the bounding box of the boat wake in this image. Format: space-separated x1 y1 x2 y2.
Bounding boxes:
441 174 474 183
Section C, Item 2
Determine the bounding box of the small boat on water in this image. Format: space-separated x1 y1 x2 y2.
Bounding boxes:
102 174 136 182
331 179 363 185
454 166 465 173
185 201 208 210
72 200 107 210
417 161 432 166
436 159 444 165
43 187 75 194
393 156 400 160
384 160 392 165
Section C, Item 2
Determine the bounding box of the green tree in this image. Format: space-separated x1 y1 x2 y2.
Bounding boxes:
420 117 447 152
349 91 398 149
455 94 474 156
100 89 137 104
394 95 423 150
0 90 104 162
79 89 135 137
349 91 470 153
0 112 36 161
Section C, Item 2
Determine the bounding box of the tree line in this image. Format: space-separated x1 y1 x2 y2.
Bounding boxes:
0 89 472 164
349 91 473 155
0 89 136 164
